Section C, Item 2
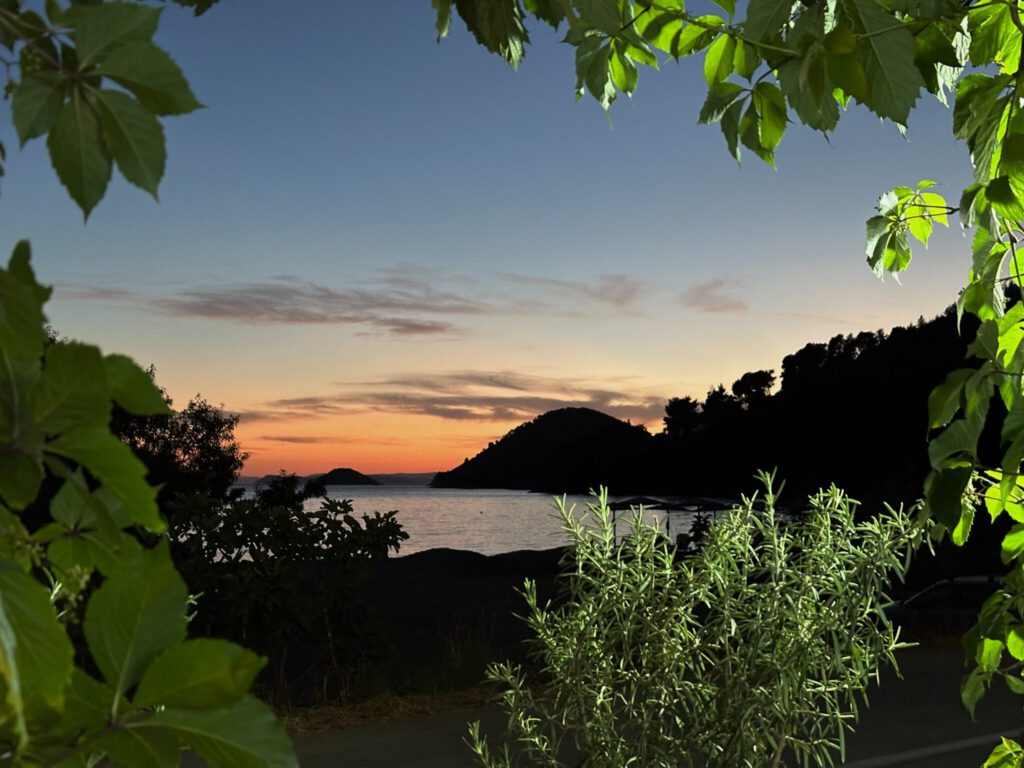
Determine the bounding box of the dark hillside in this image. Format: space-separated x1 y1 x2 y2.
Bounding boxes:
432 407 654 493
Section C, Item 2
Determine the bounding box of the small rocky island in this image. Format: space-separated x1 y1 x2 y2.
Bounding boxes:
315 467 381 485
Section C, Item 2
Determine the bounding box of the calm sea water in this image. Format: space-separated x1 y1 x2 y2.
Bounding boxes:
304 486 704 556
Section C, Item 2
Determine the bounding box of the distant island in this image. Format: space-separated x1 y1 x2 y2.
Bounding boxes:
316 467 381 485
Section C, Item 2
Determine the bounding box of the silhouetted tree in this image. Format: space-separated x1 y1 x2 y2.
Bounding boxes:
731 369 775 409
663 396 701 437
113 392 247 503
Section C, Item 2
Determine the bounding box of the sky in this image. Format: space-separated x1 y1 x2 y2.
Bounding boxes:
0 1 977 475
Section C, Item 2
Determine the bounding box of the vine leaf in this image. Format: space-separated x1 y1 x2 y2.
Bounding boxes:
47 90 111 219
843 0 924 124
83 544 188 702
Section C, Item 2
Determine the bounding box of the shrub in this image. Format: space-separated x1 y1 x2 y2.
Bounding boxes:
469 474 924 768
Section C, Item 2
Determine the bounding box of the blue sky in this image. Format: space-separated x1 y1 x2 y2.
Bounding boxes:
0 1 977 473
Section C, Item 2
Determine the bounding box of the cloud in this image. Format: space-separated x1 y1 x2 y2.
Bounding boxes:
260 435 405 446
680 279 748 313
503 273 646 314
245 370 666 425
58 269 651 337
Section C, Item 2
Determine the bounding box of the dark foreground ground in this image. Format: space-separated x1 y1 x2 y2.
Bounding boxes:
218 545 1021 766
290 645 1020 767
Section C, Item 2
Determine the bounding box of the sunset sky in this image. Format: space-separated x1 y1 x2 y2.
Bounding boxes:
0 2 975 475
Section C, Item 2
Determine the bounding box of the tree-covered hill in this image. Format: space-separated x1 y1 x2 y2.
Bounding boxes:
431 407 654 493
435 308 980 504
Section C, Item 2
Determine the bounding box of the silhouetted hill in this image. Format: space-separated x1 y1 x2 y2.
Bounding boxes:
317 467 380 485
431 407 654 493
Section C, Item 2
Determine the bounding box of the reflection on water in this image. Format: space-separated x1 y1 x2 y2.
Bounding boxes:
300 486 708 556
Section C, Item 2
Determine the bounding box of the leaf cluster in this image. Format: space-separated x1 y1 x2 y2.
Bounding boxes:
2 0 205 216
468 476 922 767
0 244 296 767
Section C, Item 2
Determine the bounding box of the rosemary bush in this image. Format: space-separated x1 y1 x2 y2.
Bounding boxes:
468 474 924 768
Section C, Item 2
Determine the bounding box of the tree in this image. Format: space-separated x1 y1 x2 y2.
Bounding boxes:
662 395 701 436
436 0 1024 761
0 2 296 766
114 392 248 503
731 369 775 409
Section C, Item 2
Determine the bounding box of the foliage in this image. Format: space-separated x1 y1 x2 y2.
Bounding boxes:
172 473 408 706
113 392 248 506
468 478 922 767
0 0 300 765
0 245 294 766
437 0 1024 757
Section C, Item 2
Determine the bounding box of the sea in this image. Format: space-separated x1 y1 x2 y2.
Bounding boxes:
302 485 712 556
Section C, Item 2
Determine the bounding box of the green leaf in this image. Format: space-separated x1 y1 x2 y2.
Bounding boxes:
0 452 43 511
48 527 143 575
1006 625 1024 661
0 243 49 363
104 355 170 416
699 82 745 124
703 34 736 85
744 0 792 45
779 57 839 132
954 75 1011 183
924 466 973 530
1003 524 1024 564
92 89 166 197
134 639 265 710
710 0 736 18
987 176 1024 220
144 696 297 768
638 12 683 56
575 37 616 108
47 89 111 218
928 368 972 428
721 99 743 162
953 502 974 546
11 71 67 146
929 418 982 468
97 42 202 116
524 0 565 28
675 17 724 56
83 545 188 702
962 665 990 718
432 0 452 39
843 0 924 123
827 52 868 105
452 0 528 70
0 563 75 726
577 0 622 36
969 2 1022 74
29 341 109 433
609 47 639 93
98 727 179 768
46 427 162 531
753 82 786 150
58 669 115 741
64 1 161 66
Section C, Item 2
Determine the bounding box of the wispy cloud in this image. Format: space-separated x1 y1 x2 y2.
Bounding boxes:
241 370 665 425
503 273 646 314
680 279 747 313
260 435 406 446
58 270 651 337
